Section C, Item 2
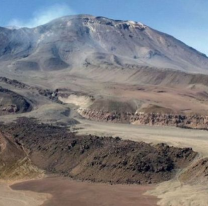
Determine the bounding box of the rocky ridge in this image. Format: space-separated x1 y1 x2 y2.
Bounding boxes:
0 76 61 103
0 86 32 115
80 109 208 129
0 118 197 184
0 130 43 179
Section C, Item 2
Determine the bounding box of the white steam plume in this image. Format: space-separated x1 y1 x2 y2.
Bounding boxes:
8 4 76 28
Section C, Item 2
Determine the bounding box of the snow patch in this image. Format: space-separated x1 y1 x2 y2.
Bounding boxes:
67 21 72 27
127 21 146 29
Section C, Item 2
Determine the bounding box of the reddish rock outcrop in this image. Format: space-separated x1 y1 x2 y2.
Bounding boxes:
80 109 208 129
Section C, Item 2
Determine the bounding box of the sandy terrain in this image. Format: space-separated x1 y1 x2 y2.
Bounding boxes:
147 180 208 206
1 106 208 206
59 95 93 109
74 119 208 206
0 181 50 206
1 14 208 206
76 119 208 157
51 74 208 115
11 176 158 206
1 75 208 205
1 107 208 206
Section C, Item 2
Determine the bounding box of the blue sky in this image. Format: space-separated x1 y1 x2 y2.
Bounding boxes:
1 0 208 55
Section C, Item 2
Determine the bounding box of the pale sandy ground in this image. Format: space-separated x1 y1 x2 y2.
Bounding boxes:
76 119 208 157
2 117 208 206
74 119 208 206
11 176 158 206
147 180 208 206
59 95 93 109
0 180 50 206
2 52 208 205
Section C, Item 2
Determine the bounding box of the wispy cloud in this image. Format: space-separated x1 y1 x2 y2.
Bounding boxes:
8 4 76 28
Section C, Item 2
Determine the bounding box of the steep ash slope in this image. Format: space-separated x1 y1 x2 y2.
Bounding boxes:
0 131 42 179
0 15 208 73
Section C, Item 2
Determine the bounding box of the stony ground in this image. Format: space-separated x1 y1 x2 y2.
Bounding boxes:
0 117 197 184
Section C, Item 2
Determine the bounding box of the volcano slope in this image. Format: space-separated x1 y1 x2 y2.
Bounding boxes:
1 15 208 73
1 15 208 129
0 14 208 206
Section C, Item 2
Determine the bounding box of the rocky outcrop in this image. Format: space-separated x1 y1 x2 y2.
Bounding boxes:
80 109 208 129
0 86 32 115
0 118 197 184
0 131 43 180
0 76 61 103
180 158 208 184
80 109 130 123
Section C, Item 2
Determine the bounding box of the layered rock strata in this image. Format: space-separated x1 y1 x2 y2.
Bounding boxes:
80 109 208 129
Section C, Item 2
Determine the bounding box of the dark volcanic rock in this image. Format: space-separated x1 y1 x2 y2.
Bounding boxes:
0 86 31 115
0 118 197 184
0 76 61 103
